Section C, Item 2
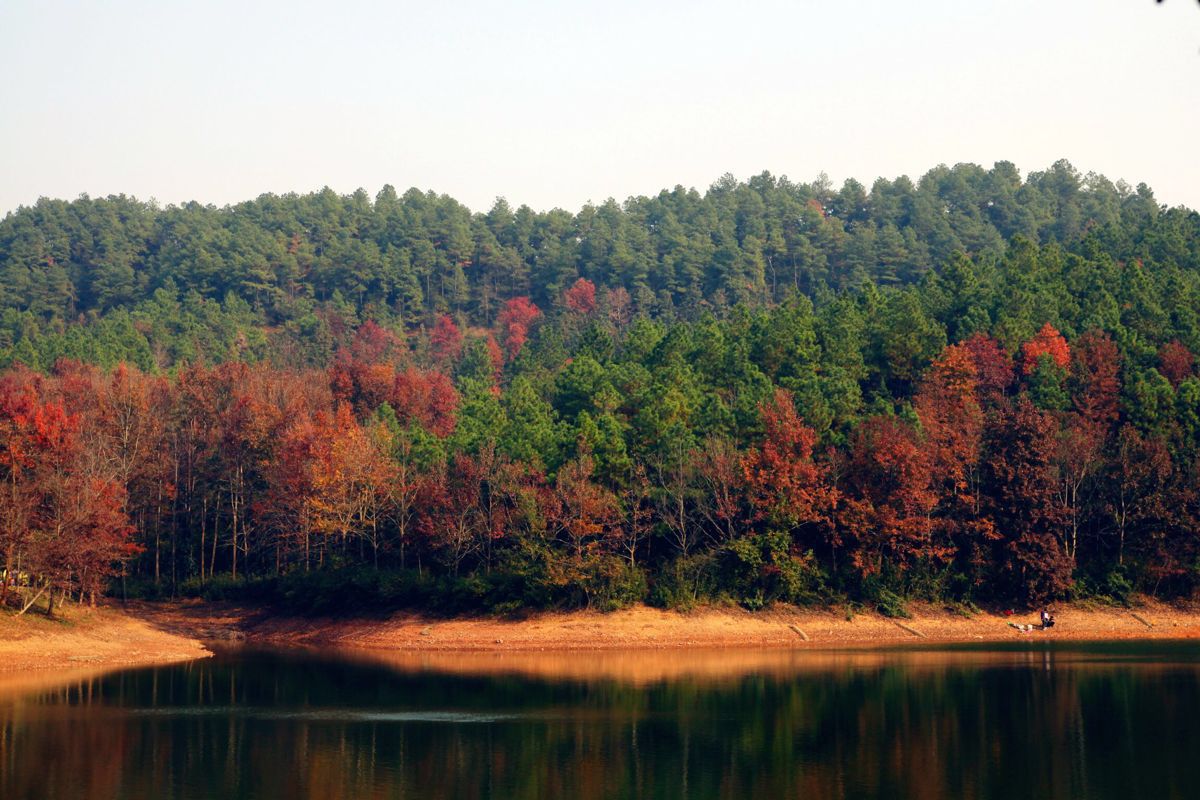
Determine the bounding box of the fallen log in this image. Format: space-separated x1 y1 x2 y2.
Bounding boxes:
17 582 49 617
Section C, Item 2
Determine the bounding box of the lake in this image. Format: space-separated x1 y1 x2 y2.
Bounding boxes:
2 642 1199 799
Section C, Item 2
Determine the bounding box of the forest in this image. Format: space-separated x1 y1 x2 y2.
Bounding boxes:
3 159 1200 614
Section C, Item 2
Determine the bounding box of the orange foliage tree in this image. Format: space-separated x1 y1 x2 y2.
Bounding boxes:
1020 323 1070 375
742 389 837 544
839 416 943 581
0 371 138 613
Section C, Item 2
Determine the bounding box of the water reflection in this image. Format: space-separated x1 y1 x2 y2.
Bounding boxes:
3 643 1200 799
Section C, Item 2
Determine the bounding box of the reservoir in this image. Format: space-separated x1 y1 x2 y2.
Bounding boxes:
2 642 1199 799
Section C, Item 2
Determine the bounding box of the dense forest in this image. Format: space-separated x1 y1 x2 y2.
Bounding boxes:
3 159 1200 615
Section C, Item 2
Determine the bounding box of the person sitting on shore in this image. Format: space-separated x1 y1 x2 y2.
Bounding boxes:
1041 608 1055 629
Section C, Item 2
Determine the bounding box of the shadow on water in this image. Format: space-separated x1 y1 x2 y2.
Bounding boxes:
3 642 1200 799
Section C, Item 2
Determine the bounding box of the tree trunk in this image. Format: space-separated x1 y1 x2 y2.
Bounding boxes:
209 505 220 580
155 523 161 586
230 485 239 581
199 496 207 583
17 581 48 616
372 516 379 569
1 546 12 607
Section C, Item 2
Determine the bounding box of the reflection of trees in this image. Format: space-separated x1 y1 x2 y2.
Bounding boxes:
3 652 1200 799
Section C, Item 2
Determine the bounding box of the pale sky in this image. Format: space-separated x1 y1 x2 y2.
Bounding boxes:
2 0 1198 215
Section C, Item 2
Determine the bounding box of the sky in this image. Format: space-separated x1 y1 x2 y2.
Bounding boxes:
1 0 1198 215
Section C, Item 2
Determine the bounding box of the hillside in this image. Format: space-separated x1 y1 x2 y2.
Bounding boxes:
2 160 1196 370
3 160 1200 618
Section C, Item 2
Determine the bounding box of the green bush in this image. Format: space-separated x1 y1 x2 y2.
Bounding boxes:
117 576 164 601
874 587 912 619
1104 569 1134 607
587 559 648 612
945 600 980 618
649 552 721 610
722 531 825 609
176 576 205 598
1068 569 1134 607
167 565 604 618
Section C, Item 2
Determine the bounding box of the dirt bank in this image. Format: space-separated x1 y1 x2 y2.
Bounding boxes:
5 597 1197 685
0 604 211 677
133 597 1200 653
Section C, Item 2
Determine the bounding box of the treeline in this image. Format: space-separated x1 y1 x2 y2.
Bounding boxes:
3 161 1200 614
3 159 1197 372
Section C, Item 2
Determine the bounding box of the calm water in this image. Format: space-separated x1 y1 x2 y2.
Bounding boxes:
3 643 1200 799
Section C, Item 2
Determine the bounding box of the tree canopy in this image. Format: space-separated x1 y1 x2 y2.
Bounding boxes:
3 160 1200 614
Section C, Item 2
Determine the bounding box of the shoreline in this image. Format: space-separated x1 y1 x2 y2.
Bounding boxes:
3 598 1199 682
0 604 212 677
134 596 1200 653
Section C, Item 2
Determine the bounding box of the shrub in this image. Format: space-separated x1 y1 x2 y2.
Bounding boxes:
874 587 911 619
1104 569 1134 606
649 552 721 610
723 531 825 608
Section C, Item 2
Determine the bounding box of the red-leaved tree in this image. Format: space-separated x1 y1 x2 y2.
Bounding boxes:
1020 323 1070 375
742 389 837 549
839 416 943 580
391 368 459 437
961 333 1014 407
497 297 541 361
1055 329 1121 561
1158 340 1195 388
564 278 597 315
430 314 463 364
982 397 1073 601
